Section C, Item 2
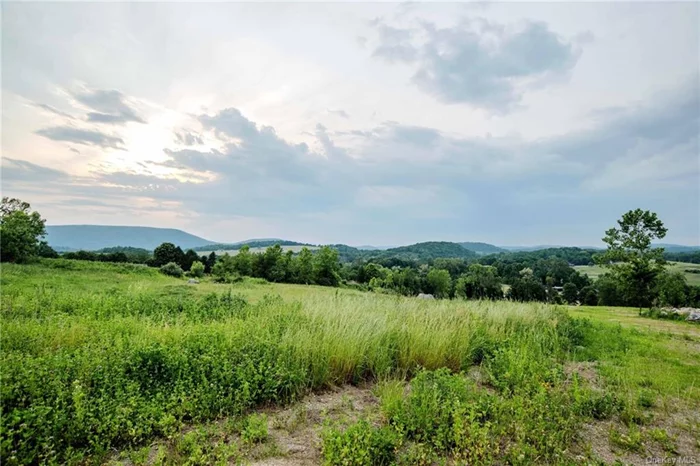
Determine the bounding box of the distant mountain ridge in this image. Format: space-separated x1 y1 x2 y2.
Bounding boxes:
43 225 699 257
45 225 216 251
192 240 311 252
459 242 506 255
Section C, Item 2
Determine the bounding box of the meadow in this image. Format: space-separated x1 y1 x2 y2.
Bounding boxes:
574 261 700 287
1 259 698 465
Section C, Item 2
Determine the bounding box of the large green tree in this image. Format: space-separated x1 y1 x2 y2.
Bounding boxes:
314 246 340 287
655 271 688 308
295 247 314 284
596 209 667 310
0 197 47 263
153 242 185 267
454 264 503 300
425 268 452 299
233 245 253 276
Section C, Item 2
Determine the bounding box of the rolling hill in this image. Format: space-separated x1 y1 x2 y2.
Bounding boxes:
459 242 506 255
45 225 216 251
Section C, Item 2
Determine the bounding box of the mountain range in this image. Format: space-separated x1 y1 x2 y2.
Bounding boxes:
44 224 699 255
45 225 216 251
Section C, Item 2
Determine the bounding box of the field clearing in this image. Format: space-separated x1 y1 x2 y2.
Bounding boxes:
2 259 698 465
197 245 319 257
575 261 700 286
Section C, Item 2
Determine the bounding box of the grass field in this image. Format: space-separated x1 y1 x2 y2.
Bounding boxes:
1 259 698 465
574 261 700 286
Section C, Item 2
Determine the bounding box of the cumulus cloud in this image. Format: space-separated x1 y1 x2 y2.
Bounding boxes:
73 88 146 124
370 17 586 112
35 126 125 149
9 77 698 244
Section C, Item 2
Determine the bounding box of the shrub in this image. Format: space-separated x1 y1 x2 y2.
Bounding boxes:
189 261 205 278
322 419 398 466
241 413 268 444
160 261 184 277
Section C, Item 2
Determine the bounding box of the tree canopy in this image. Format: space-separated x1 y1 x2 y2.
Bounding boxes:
596 209 668 309
0 197 47 263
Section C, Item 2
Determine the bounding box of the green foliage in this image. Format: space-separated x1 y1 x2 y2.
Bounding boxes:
597 209 667 309
655 271 688 307
425 268 452 298
212 253 236 280
3 260 693 464
241 413 268 444
562 282 579 304
189 261 205 278
97 246 152 262
609 425 644 453
36 241 59 258
182 249 200 271
153 242 186 268
322 419 398 466
381 366 586 465
0 197 47 263
160 261 185 277
314 246 341 287
454 264 503 300
234 245 253 276
507 269 546 302
295 247 314 284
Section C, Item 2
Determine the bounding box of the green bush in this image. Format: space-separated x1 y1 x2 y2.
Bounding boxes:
160 261 184 277
241 413 268 444
189 261 205 278
322 419 398 466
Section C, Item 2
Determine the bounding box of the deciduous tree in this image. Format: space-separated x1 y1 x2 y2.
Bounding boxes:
596 209 667 311
0 197 47 263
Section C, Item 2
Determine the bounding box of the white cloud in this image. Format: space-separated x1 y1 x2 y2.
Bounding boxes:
1 2 698 245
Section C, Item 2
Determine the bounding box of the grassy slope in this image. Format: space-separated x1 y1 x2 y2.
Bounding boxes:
574 262 700 286
2 259 698 464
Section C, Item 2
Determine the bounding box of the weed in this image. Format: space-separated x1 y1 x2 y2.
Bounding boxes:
241 413 268 444
322 419 399 466
609 425 645 453
648 428 677 453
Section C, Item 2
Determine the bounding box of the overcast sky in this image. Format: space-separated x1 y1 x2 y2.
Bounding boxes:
2 1 698 246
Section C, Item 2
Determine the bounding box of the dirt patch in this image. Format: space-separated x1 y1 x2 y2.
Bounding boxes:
565 361 602 389
249 385 379 466
579 406 700 465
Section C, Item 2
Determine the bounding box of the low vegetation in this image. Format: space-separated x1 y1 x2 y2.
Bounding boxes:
2 259 699 464
1 199 698 464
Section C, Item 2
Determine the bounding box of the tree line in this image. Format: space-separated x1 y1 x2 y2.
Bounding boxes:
2 197 697 309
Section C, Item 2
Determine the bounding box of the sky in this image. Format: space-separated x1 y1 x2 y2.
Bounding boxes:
1 1 699 247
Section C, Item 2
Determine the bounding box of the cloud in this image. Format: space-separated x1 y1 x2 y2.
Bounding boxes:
35 126 125 149
73 88 146 125
372 23 418 63
32 102 76 120
371 17 586 112
8 78 698 244
1 158 70 183
174 130 204 146
315 124 349 159
327 108 350 119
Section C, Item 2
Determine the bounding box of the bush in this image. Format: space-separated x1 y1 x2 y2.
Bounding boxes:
160 262 184 277
189 261 205 278
322 419 398 466
241 413 268 444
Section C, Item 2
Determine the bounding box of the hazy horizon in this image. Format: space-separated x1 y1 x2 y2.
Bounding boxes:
3 2 698 246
